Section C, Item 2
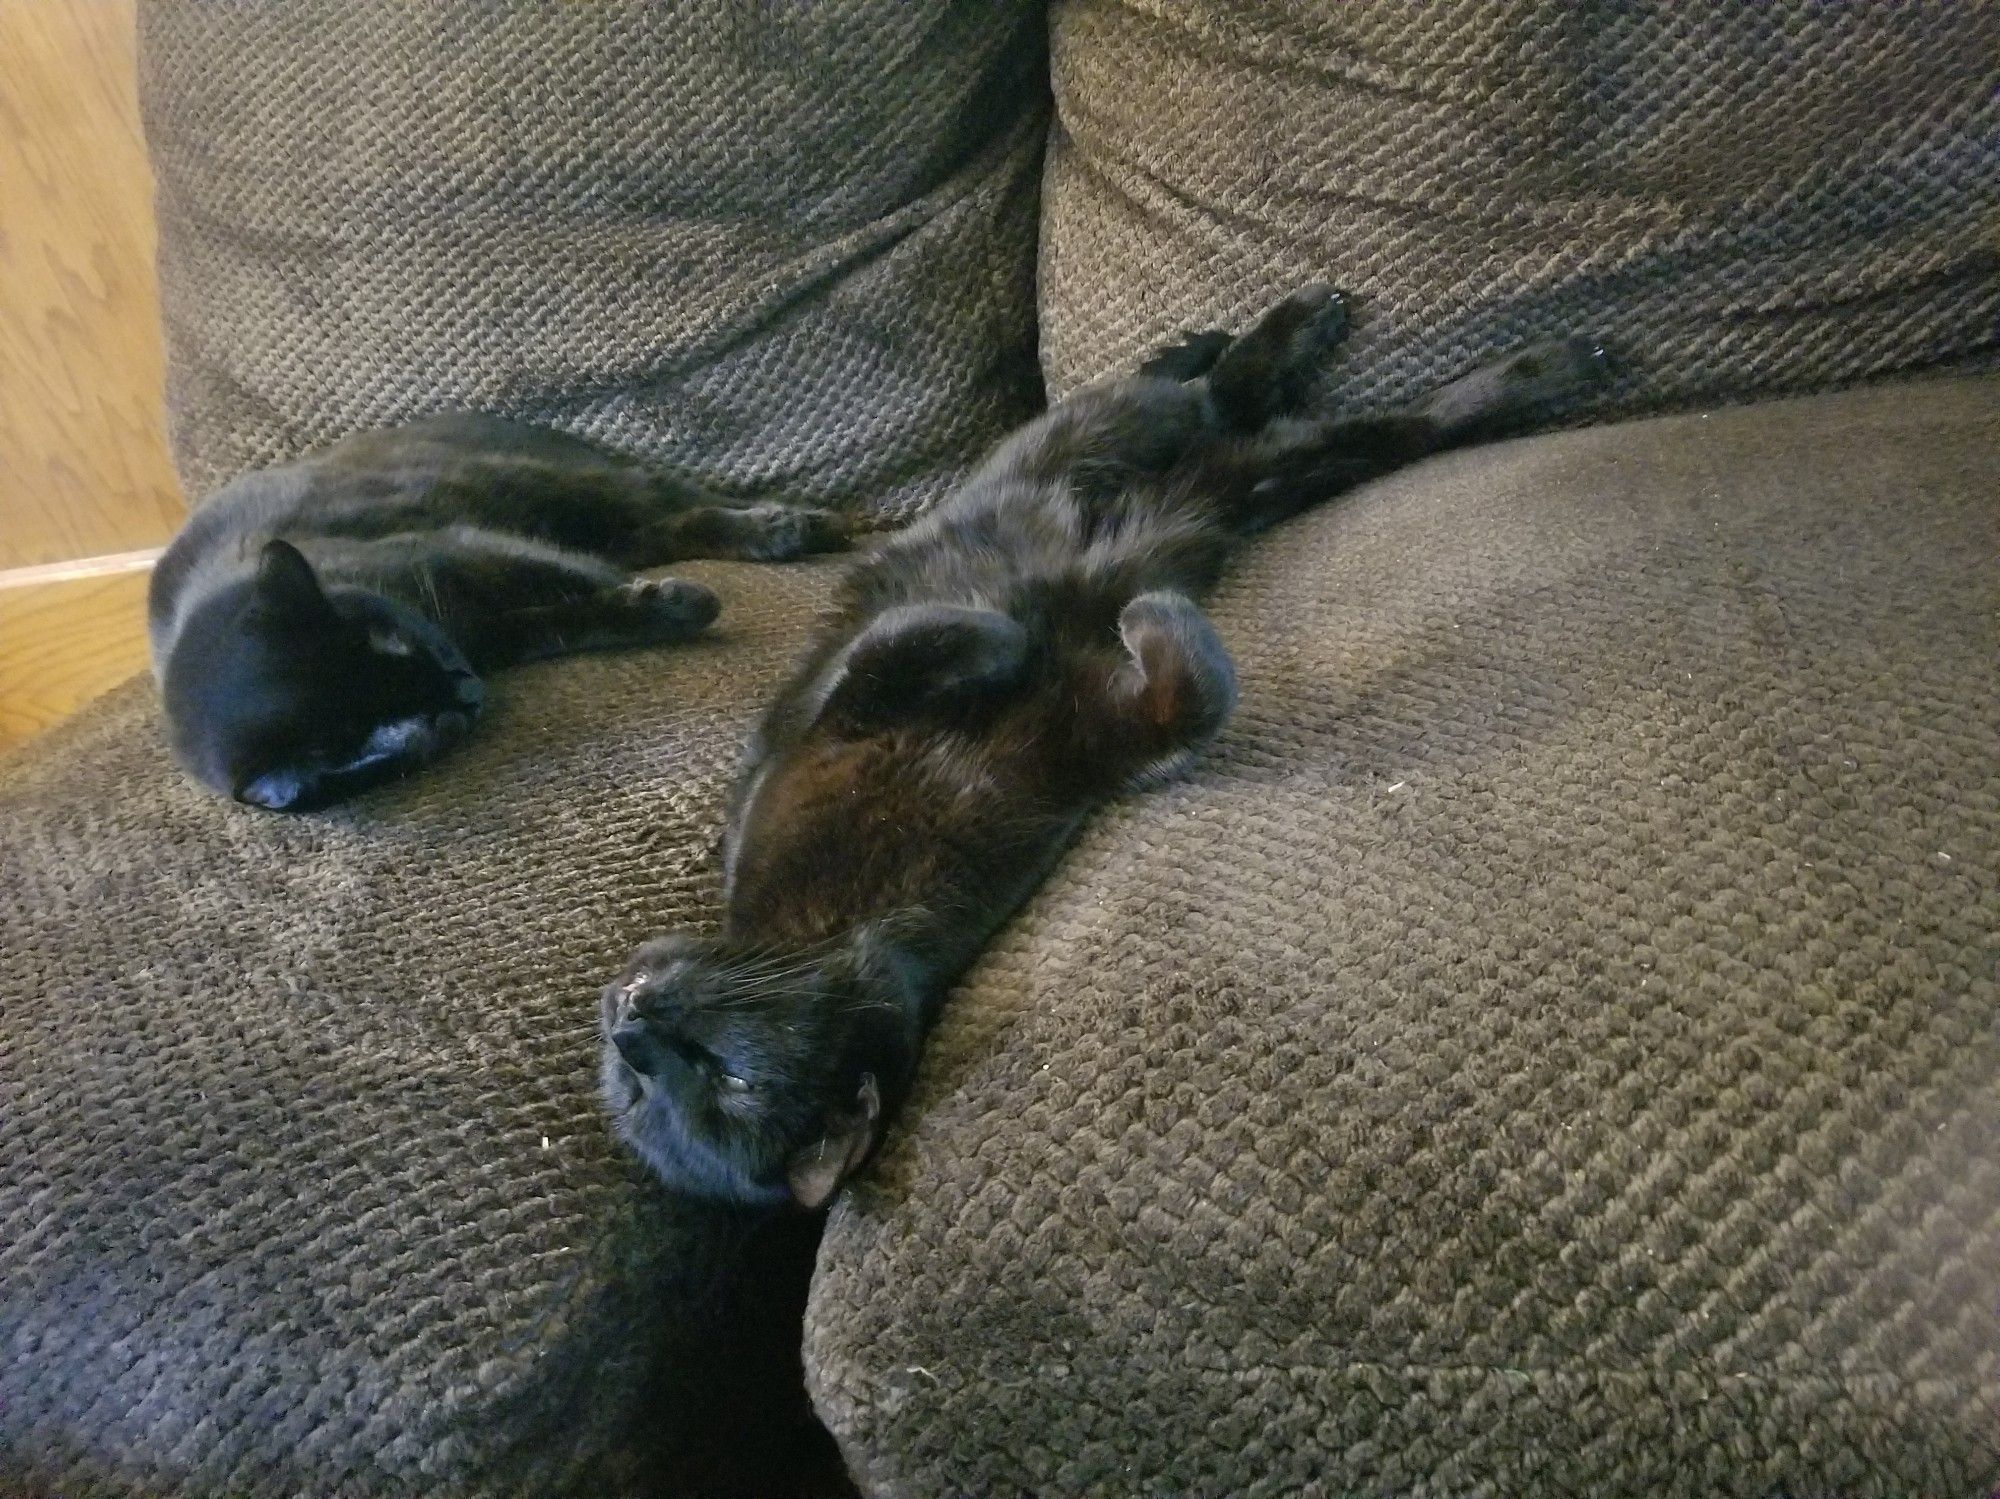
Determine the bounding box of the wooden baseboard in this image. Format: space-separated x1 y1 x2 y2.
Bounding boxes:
0 547 162 590
0 564 153 750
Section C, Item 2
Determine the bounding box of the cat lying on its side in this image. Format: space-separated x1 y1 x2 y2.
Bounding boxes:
597 286 1609 1210
149 414 845 810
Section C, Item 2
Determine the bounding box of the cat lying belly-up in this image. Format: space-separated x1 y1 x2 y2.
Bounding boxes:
599 286 1609 1209
149 414 845 811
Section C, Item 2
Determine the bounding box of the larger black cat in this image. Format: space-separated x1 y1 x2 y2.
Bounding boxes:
599 288 1609 1208
150 414 845 810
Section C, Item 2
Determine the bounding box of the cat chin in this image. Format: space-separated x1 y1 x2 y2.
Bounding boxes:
610 1086 800 1211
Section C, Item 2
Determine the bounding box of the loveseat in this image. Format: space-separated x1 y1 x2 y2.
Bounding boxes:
3 4 1995 1495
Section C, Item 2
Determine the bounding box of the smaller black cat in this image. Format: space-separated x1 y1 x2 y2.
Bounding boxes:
599 286 1610 1210
149 414 846 810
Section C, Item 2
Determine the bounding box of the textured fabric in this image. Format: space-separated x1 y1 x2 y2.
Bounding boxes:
138 0 1048 524
0 559 856 1497
1041 2 2000 419
805 377 2000 1496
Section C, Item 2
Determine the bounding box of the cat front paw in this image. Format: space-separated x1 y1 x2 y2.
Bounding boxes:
617 577 721 633
1496 335 1615 396
1280 282 1352 358
733 504 850 561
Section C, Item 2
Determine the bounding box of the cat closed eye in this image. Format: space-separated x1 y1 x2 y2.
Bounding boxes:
718 1073 753 1094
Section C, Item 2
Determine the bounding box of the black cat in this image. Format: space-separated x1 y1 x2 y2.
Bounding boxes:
599 287 1609 1208
149 414 846 810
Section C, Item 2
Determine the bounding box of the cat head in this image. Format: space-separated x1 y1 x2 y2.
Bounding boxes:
598 929 919 1210
164 539 485 811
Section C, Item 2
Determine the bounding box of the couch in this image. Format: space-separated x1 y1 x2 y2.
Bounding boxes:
3 3 1995 1495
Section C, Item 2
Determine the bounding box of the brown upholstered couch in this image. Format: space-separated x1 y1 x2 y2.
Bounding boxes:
3 4 1995 1496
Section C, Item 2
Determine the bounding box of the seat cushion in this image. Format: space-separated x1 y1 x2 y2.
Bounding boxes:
803 376 2000 1496
138 0 1048 524
0 558 860 1496
1040 2 2000 415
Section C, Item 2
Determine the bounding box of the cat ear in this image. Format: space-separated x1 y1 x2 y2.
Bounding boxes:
250 539 334 622
810 604 1028 732
786 1073 881 1211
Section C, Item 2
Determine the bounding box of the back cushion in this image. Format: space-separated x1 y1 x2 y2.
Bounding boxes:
140 1 1049 523
1041 2 1999 414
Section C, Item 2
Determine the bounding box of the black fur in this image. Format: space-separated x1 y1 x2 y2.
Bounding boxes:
149 414 846 810
600 288 1610 1207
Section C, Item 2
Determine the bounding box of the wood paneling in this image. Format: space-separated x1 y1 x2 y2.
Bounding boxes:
0 0 181 748
0 0 184 569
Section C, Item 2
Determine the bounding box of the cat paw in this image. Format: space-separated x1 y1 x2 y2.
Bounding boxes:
1497 335 1615 395
430 707 476 749
1237 282 1350 365
1417 335 1614 436
1280 282 1351 357
734 504 850 561
617 577 721 633
1208 283 1356 429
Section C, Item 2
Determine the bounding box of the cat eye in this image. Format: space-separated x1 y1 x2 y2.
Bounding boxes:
369 630 414 658
718 1073 753 1094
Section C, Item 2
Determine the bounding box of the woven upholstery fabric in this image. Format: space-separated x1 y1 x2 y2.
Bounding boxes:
805 376 2000 1497
1041 2 2000 418
138 0 1047 524
0 559 857 1497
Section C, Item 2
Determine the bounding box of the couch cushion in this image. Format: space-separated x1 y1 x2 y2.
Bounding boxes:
804 376 2000 1496
0 558 860 1496
138 0 1048 523
1041 2 2000 416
